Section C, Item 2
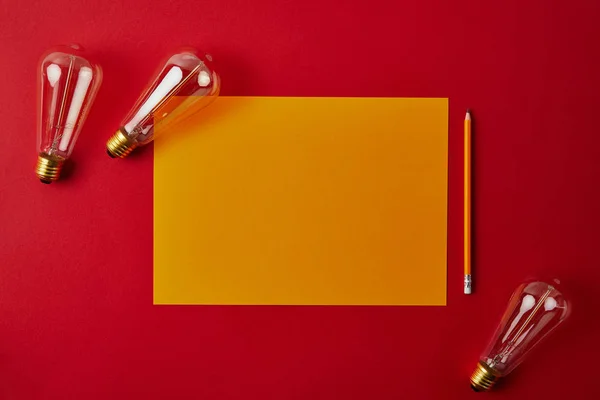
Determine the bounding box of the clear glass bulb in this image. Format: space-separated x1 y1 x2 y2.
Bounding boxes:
470 279 570 391
106 48 220 158
35 45 102 183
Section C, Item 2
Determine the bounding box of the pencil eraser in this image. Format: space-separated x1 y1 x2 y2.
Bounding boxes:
464 275 472 294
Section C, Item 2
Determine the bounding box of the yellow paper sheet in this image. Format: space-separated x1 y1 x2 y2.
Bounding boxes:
154 97 448 305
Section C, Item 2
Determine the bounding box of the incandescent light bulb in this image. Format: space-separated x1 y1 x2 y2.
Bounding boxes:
35 45 102 183
106 48 220 158
470 279 570 391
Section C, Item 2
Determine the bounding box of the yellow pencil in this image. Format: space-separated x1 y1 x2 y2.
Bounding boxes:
464 109 472 294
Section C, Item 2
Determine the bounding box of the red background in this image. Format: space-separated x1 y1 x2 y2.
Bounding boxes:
1 0 599 398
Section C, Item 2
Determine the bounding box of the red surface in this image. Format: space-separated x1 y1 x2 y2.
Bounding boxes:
1 0 599 398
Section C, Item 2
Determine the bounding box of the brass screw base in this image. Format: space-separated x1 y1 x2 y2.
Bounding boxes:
106 128 137 158
35 153 65 184
470 361 501 392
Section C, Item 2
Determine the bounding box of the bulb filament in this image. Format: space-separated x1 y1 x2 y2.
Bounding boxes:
51 56 75 154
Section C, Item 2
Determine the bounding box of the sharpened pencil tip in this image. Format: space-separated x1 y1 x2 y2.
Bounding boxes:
465 109 471 120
